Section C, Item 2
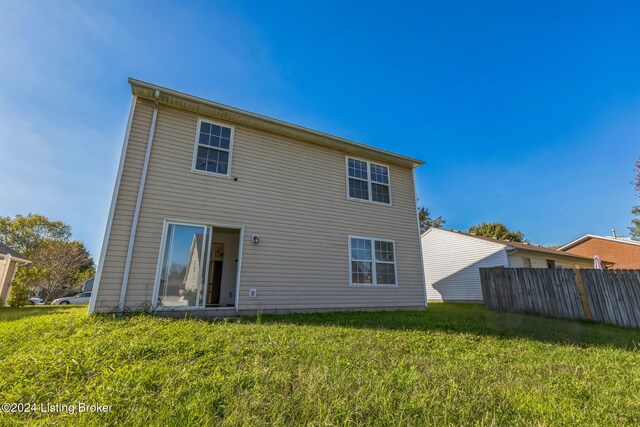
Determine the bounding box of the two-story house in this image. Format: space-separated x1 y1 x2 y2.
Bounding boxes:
89 79 426 315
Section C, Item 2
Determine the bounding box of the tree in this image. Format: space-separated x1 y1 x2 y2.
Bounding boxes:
0 214 94 306
0 214 71 254
630 207 640 240
630 158 640 240
6 271 33 307
467 222 527 243
418 206 446 233
24 239 94 303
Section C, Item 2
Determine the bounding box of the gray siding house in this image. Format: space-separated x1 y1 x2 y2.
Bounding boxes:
89 79 426 315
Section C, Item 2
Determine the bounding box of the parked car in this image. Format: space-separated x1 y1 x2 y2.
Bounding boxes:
51 292 92 305
27 297 44 305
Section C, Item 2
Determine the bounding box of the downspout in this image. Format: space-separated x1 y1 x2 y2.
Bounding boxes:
119 89 160 312
505 248 517 267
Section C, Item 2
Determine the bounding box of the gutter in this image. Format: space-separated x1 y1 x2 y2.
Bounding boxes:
128 78 425 169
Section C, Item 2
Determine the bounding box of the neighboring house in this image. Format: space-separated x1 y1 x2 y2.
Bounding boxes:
421 228 611 303
558 234 640 269
0 243 30 305
82 277 95 293
89 79 426 314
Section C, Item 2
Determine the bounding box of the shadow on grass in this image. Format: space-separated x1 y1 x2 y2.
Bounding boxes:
7 302 637 351
243 303 640 351
0 305 83 322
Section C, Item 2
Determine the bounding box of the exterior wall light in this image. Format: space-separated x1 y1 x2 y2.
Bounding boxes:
252 234 260 244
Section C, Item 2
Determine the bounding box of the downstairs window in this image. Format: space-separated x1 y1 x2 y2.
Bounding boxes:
349 236 397 286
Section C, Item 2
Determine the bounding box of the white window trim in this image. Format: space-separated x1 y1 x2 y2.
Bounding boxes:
348 235 398 288
152 218 245 311
345 156 393 206
191 118 235 178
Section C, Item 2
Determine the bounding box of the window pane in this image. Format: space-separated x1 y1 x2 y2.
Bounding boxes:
208 135 222 148
197 147 208 158
370 164 389 184
196 147 229 175
348 158 368 179
198 132 210 145
375 241 395 262
217 151 229 174
159 224 207 307
199 122 232 149
218 162 228 175
352 261 373 284
376 263 396 285
351 238 372 261
207 149 219 162
196 157 208 170
349 178 369 200
206 161 218 173
371 183 390 203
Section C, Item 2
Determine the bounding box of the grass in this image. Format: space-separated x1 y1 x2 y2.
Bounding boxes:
0 304 639 426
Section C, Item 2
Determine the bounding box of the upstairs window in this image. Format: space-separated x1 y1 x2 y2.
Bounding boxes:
193 120 234 176
347 158 390 204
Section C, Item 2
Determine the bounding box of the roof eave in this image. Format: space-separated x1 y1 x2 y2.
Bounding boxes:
128 78 425 169
557 234 593 251
559 234 640 250
0 253 30 264
508 246 609 263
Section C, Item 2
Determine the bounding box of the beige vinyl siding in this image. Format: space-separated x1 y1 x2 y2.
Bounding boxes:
93 99 424 312
94 100 154 307
421 228 509 302
508 253 592 269
0 260 17 303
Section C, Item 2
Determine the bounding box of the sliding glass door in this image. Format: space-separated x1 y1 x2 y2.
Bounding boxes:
157 223 212 307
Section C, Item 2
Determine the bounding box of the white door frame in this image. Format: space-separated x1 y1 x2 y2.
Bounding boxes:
151 218 245 311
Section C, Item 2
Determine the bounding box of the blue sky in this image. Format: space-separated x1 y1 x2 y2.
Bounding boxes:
1 1 639 259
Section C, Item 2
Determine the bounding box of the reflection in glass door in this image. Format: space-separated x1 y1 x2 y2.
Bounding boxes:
157 223 212 307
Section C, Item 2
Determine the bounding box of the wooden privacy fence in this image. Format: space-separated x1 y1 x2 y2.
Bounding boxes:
479 267 640 329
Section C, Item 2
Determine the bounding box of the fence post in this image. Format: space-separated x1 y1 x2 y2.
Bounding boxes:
574 267 592 320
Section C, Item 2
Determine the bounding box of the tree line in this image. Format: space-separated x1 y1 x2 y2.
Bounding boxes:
418 205 526 242
631 158 640 239
0 214 95 306
419 157 640 242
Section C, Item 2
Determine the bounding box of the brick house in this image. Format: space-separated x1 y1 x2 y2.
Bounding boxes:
558 234 640 269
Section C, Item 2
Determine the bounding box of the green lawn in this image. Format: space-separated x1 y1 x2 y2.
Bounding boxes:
1 304 639 426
